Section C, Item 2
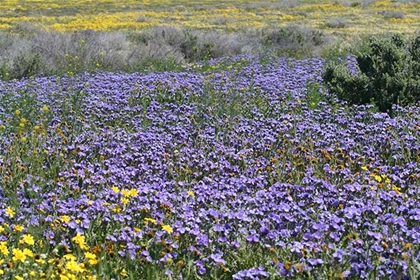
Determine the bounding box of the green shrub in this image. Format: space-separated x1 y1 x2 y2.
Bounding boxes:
11 53 43 79
323 33 420 114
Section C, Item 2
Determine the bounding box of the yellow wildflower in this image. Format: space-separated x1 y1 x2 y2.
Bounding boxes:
111 206 121 213
15 276 23 280
112 186 119 193
120 269 128 277
162 224 173 234
84 252 98 265
128 188 139 197
143 218 157 225
23 248 33 257
5 207 15 218
373 175 382 183
14 225 24 232
187 191 195 197
12 248 26 262
0 242 9 255
121 189 130 197
121 198 130 205
60 215 71 223
65 260 85 273
64 254 77 261
22 234 35 246
60 275 70 280
71 234 89 250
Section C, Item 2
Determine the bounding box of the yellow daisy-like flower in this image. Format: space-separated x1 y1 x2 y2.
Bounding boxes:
0 242 9 255
64 254 77 261
71 234 89 250
162 224 173 234
59 274 70 280
128 188 139 197
111 186 120 193
22 234 35 246
15 276 24 280
121 189 130 197
84 252 99 265
65 260 85 273
23 248 33 257
187 191 195 197
12 248 26 263
5 207 15 218
143 218 157 225
14 225 24 232
60 215 71 223
121 198 130 205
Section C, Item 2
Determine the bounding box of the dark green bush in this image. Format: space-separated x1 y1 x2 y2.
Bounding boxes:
323 34 420 114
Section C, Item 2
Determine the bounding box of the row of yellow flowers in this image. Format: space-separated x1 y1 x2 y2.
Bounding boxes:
0 0 419 34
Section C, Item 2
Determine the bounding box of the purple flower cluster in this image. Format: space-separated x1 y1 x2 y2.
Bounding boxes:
0 55 419 278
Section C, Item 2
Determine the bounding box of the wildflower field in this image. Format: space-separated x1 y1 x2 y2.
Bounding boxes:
1 0 420 279
0 0 419 35
0 54 419 279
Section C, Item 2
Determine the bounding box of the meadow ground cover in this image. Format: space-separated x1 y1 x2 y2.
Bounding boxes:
0 0 419 35
0 55 419 279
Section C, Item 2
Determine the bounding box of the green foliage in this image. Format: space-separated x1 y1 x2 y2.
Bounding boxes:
323 34 420 114
11 53 43 80
263 25 324 58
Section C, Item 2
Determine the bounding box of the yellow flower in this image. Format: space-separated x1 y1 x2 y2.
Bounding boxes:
5 207 15 218
71 234 89 250
121 197 130 205
111 206 121 213
12 248 26 263
112 186 120 193
128 188 139 197
143 218 157 225
60 215 71 223
42 105 49 113
60 275 70 280
162 224 173 234
64 254 77 261
120 269 128 277
187 191 195 197
14 225 24 232
65 260 85 273
0 242 9 255
84 252 98 265
15 276 23 280
23 248 33 257
361 166 368 171
22 234 35 246
121 189 130 197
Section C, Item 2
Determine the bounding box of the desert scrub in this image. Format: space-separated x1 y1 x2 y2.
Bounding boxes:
0 25 330 80
323 33 420 115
